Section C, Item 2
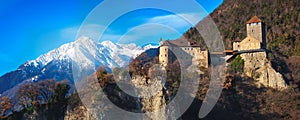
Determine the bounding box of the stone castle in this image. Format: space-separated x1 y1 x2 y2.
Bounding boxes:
232 16 287 90
158 16 267 68
158 16 287 90
158 37 209 69
233 16 266 51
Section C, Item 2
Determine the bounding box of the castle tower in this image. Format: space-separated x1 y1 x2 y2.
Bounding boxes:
159 44 169 67
159 37 163 46
246 16 266 49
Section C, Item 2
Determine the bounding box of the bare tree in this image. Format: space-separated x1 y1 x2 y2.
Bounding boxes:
0 96 13 117
37 79 56 104
17 83 39 108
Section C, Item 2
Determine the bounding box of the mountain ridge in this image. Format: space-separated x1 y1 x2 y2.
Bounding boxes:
0 36 158 95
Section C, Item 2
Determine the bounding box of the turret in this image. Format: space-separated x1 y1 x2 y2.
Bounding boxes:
159 37 163 46
246 16 266 49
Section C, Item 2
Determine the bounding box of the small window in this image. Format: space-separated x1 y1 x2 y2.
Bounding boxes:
191 48 193 50
165 54 167 57
252 29 254 32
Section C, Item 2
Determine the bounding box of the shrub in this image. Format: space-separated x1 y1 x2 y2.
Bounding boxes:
230 55 245 73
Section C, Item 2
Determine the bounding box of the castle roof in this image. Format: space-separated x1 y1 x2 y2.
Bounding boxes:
161 38 200 47
247 16 262 24
234 37 242 42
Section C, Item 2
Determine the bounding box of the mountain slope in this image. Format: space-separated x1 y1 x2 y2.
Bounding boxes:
0 37 158 94
184 0 300 87
183 0 300 119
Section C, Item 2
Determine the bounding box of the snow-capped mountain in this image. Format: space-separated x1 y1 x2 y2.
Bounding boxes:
0 36 159 95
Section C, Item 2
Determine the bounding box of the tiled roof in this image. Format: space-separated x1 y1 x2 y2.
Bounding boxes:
247 16 262 24
234 37 242 42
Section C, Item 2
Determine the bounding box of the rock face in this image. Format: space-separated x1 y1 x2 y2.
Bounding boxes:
64 106 90 120
240 52 287 90
132 75 167 120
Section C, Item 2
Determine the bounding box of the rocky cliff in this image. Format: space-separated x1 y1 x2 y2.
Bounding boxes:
64 106 90 120
240 52 287 90
132 75 167 120
63 65 171 120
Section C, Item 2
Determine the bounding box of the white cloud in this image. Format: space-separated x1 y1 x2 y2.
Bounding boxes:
146 13 205 30
60 26 79 40
118 23 180 45
61 24 112 41
60 13 205 45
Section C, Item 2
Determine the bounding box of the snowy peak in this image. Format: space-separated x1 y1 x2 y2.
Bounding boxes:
0 36 159 95
25 42 75 69
25 36 158 69
143 43 160 50
101 40 121 50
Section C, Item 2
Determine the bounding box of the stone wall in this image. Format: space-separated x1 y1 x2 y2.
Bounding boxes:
240 52 287 90
159 46 208 68
239 36 261 50
233 42 240 51
247 22 264 43
159 46 169 67
246 22 266 48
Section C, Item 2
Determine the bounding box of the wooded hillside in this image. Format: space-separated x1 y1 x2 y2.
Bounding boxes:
184 0 300 87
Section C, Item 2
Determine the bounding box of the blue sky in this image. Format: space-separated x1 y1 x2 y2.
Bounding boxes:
0 0 223 76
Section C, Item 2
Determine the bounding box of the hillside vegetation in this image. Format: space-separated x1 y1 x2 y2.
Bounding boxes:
184 0 300 87
181 0 300 119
